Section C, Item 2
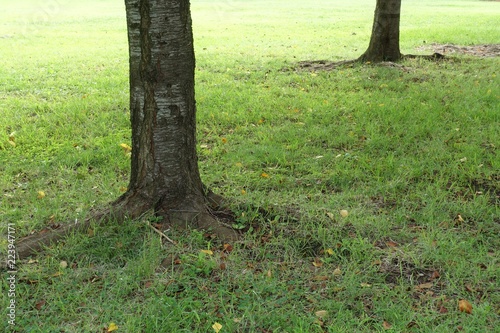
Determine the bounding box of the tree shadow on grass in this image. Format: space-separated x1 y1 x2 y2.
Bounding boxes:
293 43 499 72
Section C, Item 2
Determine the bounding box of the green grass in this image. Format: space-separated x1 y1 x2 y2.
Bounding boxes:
1 0 499 332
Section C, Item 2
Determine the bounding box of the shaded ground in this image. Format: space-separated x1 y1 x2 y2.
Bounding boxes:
416 43 500 58
296 43 500 71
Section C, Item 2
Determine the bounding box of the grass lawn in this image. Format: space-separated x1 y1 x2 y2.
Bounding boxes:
1 0 499 331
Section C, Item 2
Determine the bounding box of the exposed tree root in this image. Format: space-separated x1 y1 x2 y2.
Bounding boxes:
4 189 239 268
6 215 93 267
295 52 446 72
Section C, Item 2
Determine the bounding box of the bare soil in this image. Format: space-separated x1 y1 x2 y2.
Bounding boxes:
415 43 500 58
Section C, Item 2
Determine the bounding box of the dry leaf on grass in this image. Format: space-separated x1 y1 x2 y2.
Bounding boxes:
212 322 222 333
458 299 473 314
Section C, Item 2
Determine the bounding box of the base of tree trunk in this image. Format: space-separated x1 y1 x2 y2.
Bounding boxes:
3 190 238 268
295 52 446 71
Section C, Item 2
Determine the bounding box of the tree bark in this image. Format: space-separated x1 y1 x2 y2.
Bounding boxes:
359 0 402 62
116 0 237 239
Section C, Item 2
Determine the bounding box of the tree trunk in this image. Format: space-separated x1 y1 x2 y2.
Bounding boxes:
359 0 402 62
117 0 237 240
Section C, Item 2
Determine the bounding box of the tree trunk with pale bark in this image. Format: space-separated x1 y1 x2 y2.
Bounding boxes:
115 0 236 239
359 0 402 62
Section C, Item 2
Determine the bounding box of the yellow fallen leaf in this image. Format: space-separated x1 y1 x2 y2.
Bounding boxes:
8 139 16 147
120 143 132 153
260 172 270 178
37 191 46 199
333 267 342 276
200 249 213 255
212 322 222 333
8 131 16 146
60 261 68 269
235 162 243 167
458 299 473 314
107 322 118 332
315 310 328 318
325 248 334 256
221 137 228 144
382 320 392 330
326 212 335 221
312 258 323 267
340 210 349 218
360 283 372 288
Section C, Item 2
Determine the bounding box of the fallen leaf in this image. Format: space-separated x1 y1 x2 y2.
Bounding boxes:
431 270 440 280
219 263 226 270
325 248 334 255
326 212 335 221
315 310 328 318
313 275 329 281
144 281 153 288
340 210 349 217
212 322 222 333
221 138 228 144
383 321 392 329
37 191 46 199
386 240 398 248
235 162 243 168
35 300 46 310
60 261 68 269
458 299 473 314
439 306 448 314
107 322 118 332
360 283 372 288
200 249 213 255
333 267 342 276
312 258 323 267
51 272 63 277
260 172 270 178
415 282 433 291
120 143 132 154
223 243 233 253
8 132 16 147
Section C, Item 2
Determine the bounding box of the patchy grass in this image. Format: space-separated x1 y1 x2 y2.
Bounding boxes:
1 0 499 332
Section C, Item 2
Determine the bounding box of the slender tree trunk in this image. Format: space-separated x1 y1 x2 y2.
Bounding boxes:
116 0 236 239
359 0 402 62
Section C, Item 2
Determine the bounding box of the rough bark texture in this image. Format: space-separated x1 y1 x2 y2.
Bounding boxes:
359 0 402 62
116 0 237 239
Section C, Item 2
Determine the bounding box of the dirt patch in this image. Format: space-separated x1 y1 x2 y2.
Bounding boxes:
415 43 500 58
294 43 499 72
